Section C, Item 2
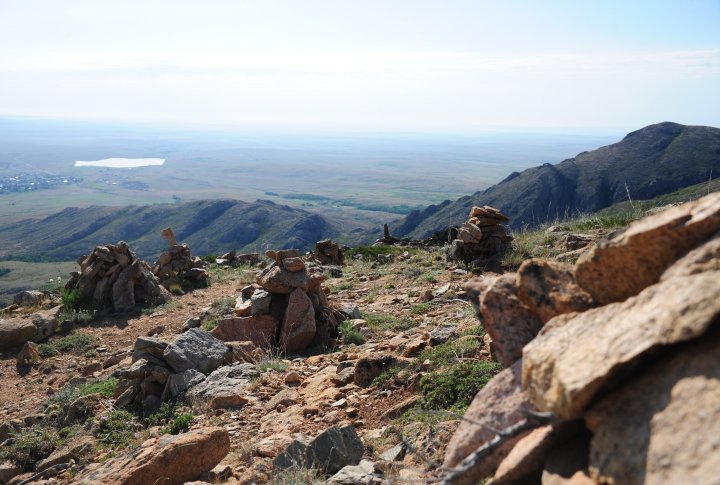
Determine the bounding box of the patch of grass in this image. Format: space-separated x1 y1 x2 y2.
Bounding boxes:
48 376 119 423
140 299 183 316
61 288 83 309
168 283 184 296
346 245 413 261
1 425 61 471
59 308 94 325
78 377 118 398
97 409 139 448
201 318 218 332
415 271 440 284
207 264 257 285
362 312 415 333
38 332 96 357
330 281 355 293
419 360 502 411
338 320 366 345
410 303 432 315
258 358 289 373
165 413 193 434
402 267 424 279
271 466 323 485
372 366 409 389
416 338 481 369
211 296 236 316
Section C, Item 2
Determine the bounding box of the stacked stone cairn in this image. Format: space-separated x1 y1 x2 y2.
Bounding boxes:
449 205 513 266
151 228 208 290
215 250 261 267
65 241 170 313
211 248 341 352
313 239 345 266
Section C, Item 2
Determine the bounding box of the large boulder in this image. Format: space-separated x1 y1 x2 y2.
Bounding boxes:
210 314 279 347
187 363 259 409
257 265 309 294
443 360 536 481
274 425 364 474
660 230 720 279
522 270 720 419
279 288 316 352
0 318 37 349
574 192 720 304
585 329 720 485
517 259 594 323
75 427 230 485
12 290 46 306
163 328 228 375
470 274 543 366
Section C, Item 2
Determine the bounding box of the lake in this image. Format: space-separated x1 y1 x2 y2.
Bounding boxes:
74 157 165 168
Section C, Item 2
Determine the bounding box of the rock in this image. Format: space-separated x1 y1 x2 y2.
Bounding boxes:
326 459 381 484
76 427 230 485
282 257 306 272
574 192 720 304
584 329 720 485
181 317 202 332
443 360 535 480
661 231 720 279
234 297 252 317
256 434 295 458
162 369 205 400
314 239 345 266
381 396 420 421
210 315 279 347
430 324 458 345
522 271 720 419
279 288 316 352
257 265 309 294
13 290 46 306
16 341 40 366
187 363 259 407
339 304 362 320
266 389 300 411
35 435 95 472
250 289 272 316
266 248 301 263
133 335 168 359
541 430 591 485
29 305 61 340
379 444 405 462
0 318 36 349
0 461 22 484
163 328 228 375
225 340 266 364
473 274 543 366
285 371 302 386
516 259 594 323
274 425 364 475
354 354 395 387
470 205 510 222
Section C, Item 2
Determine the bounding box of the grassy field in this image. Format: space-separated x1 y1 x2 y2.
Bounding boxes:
0 260 76 305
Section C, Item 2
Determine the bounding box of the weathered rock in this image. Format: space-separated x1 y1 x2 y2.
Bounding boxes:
266 389 300 411
250 289 272 316
326 459 382 484
279 288 316 352
274 425 364 474
16 341 40 366
75 427 230 485
224 340 266 364
474 274 543 366
181 316 202 332
575 192 720 304
522 271 720 419
35 435 95 472
0 461 21 484
0 318 36 349
517 259 594 323
29 305 62 340
187 363 258 408
379 444 406 462
12 290 46 306
163 328 228 375
257 265 309 294
661 230 720 279
541 430 591 485
314 239 345 266
266 248 301 263
354 354 395 387
282 257 306 272
210 315 279 347
162 369 205 400
443 360 535 480
256 434 295 458
430 323 459 345
585 329 720 485
234 297 252 317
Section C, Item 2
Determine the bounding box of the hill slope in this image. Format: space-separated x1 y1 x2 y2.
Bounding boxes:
0 199 345 261
394 122 720 238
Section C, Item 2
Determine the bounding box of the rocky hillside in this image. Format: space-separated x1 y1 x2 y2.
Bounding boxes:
0 199 345 261
0 193 717 484
394 122 720 238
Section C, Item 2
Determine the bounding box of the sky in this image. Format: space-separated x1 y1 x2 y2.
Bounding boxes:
0 0 718 133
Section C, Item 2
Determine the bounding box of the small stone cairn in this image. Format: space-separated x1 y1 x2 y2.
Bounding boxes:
152 228 208 289
215 250 261 267
449 206 513 267
211 248 341 352
66 241 170 313
313 239 345 266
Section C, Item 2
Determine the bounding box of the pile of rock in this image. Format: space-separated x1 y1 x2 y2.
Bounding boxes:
152 228 208 289
443 192 720 484
314 239 345 266
114 328 262 412
66 241 170 313
449 206 513 267
215 250 261 267
212 248 341 353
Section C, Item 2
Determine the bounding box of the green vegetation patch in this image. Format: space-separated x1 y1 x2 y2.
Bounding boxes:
362 312 415 333
338 320 366 346
38 332 96 357
97 409 139 448
346 245 415 261
420 360 502 411
1 425 61 471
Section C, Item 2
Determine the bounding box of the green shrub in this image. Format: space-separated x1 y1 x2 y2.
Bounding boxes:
59 308 94 325
201 318 218 331
38 332 96 357
61 288 83 309
338 321 366 345
1 425 60 470
97 409 138 447
420 360 502 411
165 413 193 435
78 377 118 398
211 296 236 316
410 303 432 315
346 245 411 261
362 312 414 333
258 358 289 372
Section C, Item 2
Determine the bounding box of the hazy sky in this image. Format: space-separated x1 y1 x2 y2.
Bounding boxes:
0 0 718 132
